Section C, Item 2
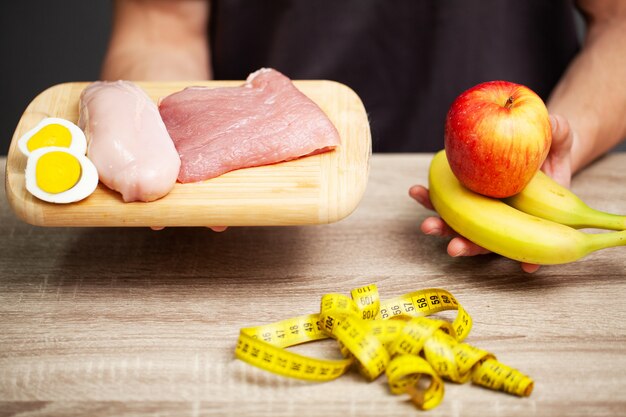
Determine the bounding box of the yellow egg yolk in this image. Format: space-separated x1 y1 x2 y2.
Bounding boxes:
27 123 72 151
35 151 82 194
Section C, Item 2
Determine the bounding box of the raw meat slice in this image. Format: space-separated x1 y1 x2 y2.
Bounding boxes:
159 68 341 183
79 81 181 202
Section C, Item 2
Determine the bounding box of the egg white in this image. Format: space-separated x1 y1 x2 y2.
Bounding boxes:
18 117 87 157
25 147 99 204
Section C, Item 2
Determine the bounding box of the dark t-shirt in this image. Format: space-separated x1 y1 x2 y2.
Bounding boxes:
209 0 580 152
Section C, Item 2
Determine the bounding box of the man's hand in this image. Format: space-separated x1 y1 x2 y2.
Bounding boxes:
151 226 228 232
102 1 215 230
410 114 575 273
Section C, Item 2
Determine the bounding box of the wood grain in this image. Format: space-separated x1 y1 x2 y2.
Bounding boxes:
4 80 371 227
1 154 626 417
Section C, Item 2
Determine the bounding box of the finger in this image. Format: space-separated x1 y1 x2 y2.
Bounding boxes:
447 236 491 257
420 216 457 237
408 185 435 210
542 114 573 187
521 263 541 273
549 114 573 150
151 226 228 231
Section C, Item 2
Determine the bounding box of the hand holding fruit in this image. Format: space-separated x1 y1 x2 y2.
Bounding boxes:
411 112 576 272
412 80 567 272
411 81 625 272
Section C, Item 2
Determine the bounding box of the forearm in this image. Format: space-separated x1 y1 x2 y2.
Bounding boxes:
547 5 626 173
102 44 211 81
101 0 211 81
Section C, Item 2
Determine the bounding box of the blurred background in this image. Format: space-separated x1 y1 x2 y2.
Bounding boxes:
0 1 110 155
1 2 624 155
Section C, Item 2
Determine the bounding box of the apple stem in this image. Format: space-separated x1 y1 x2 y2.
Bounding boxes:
504 96 515 109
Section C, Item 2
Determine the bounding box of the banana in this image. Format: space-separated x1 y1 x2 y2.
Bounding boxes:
428 151 626 265
504 170 626 230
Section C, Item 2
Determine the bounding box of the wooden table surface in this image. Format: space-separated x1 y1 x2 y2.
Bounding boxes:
2 154 625 417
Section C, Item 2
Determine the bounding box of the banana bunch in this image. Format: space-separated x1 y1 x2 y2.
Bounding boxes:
428 150 626 265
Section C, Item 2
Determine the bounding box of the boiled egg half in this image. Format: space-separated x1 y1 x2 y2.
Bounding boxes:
18 117 87 157
25 147 98 204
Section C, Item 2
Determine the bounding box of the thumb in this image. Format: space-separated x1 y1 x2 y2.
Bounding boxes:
542 114 573 187
549 114 573 154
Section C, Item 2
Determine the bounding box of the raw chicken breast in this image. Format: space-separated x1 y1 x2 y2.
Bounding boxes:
159 68 341 183
79 81 181 202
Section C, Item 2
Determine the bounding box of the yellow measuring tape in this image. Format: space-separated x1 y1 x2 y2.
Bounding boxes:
235 284 533 410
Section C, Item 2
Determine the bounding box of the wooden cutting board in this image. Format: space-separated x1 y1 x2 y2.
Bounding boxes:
5 80 371 227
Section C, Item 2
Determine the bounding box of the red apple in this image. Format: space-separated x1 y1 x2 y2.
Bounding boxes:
444 80 552 198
